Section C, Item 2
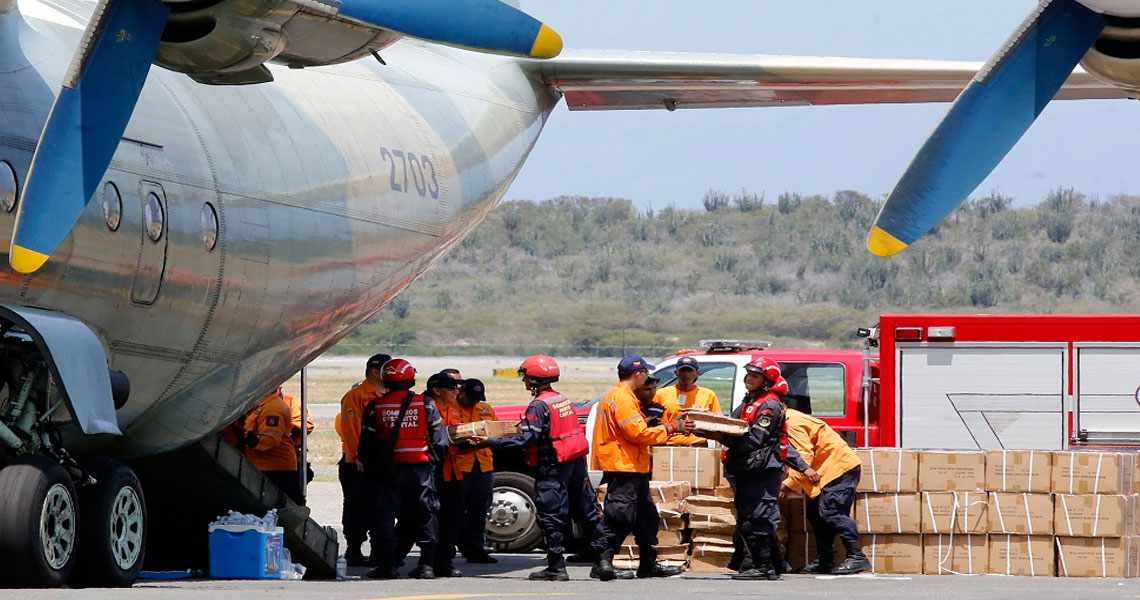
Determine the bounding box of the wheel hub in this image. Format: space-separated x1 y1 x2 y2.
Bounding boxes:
485 485 537 543
110 486 144 570
40 483 76 570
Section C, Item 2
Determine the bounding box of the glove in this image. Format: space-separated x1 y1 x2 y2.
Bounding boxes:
242 431 260 449
643 403 665 427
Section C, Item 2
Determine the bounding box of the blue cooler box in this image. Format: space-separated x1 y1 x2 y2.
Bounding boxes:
208 524 284 579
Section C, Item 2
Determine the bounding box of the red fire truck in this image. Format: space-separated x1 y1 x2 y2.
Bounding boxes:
485 314 1140 551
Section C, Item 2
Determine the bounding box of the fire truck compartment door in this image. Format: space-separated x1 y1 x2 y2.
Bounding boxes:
898 345 1065 450
1074 345 1140 442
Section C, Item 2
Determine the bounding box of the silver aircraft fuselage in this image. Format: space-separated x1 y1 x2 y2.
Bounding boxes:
0 0 557 455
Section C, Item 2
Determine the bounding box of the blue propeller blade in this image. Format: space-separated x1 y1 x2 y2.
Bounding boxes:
867 0 1105 257
337 0 562 59
10 0 168 273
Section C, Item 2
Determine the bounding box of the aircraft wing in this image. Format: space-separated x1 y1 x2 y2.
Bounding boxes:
534 50 1128 111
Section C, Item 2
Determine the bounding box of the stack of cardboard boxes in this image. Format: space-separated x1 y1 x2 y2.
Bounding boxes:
853 448 1140 577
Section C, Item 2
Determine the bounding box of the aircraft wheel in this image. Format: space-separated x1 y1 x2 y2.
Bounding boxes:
485 471 542 552
0 455 79 588
71 457 146 587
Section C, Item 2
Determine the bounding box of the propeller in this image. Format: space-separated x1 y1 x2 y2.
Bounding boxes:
866 0 1106 257
9 0 562 274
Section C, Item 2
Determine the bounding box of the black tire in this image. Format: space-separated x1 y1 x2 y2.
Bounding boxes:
0 456 79 588
71 457 146 588
486 471 542 552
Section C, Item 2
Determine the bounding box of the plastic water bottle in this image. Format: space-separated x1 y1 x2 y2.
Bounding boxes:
336 556 347 579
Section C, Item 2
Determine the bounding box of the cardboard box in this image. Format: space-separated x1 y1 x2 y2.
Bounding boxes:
596 484 606 506
690 530 735 545
655 544 691 562
657 509 686 532
694 485 734 500
856 448 919 493
988 535 1054 576
1054 494 1137 537
447 420 519 442
922 534 988 575
681 409 748 437
863 534 923 574
624 529 686 547
781 495 812 533
688 543 735 573
855 493 921 534
651 446 721 489
986 450 1052 493
785 531 847 571
988 493 1054 535
1056 536 1140 577
686 511 736 532
648 480 692 512
1052 452 1136 495
918 451 986 492
919 492 988 534
682 495 736 517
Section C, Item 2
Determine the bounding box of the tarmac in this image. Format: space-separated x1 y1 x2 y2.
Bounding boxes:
17 482 1140 598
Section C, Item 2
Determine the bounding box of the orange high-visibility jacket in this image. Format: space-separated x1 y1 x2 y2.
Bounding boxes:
438 400 497 481
337 379 383 463
656 385 721 446
782 408 861 498
241 392 299 472
592 382 672 473
281 394 315 450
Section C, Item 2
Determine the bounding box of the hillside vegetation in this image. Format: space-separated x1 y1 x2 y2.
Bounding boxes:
337 189 1140 356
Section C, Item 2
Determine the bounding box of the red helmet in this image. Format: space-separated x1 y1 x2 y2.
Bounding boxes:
744 356 781 383
769 376 789 396
382 358 416 383
519 355 560 379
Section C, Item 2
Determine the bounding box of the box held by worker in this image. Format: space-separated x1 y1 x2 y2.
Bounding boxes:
855 448 919 493
447 420 519 443
651 446 721 489
680 409 748 437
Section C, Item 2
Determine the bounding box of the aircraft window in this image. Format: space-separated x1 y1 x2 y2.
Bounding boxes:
200 202 217 251
144 192 164 242
102 182 121 231
0 161 16 213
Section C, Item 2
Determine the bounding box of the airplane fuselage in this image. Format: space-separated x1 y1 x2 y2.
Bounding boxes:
0 0 557 456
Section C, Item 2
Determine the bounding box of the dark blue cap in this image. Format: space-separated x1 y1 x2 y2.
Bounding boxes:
463 378 487 403
675 356 700 371
618 355 654 372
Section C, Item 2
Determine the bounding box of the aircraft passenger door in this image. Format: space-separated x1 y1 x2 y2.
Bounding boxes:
131 181 169 305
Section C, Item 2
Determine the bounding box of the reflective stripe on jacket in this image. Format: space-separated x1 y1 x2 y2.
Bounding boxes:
371 391 430 464
591 382 671 473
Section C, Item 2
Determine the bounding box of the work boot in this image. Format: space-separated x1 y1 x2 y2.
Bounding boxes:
366 564 399 579
345 546 370 568
589 551 618 581
800 559 835 574
636 562 683 578
769 537 790 576
831 554 870 575
409 564 436 579
529 553 570 581
732 536 780 581
464 551 498 564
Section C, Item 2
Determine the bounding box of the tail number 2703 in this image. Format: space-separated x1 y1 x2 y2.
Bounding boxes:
380 147 440 199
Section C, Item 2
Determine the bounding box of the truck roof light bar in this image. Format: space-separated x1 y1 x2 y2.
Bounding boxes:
699 339 773 352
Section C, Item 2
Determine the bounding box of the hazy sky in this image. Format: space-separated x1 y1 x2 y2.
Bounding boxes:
509 1 1140 211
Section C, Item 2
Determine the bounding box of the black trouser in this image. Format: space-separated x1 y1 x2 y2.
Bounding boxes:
536 458 609 556
437 463 495 568
338 457 371 549
601 471 658 558
734 467 784 538
368 463 440 568
264 470 304 506
806 466 862 563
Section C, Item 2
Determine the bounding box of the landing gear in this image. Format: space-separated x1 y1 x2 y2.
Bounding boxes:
72 457 147 588
0 456 79 588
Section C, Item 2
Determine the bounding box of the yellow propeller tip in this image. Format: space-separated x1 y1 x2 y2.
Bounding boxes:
867 226 908 257
529 24 562 58
10 245 48 274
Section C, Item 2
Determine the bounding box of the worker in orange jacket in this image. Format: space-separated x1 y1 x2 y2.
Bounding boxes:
238 389 302 504
435 377 499 574
592 355 694 578
782 407 867 575
280 387 315 480
335 353 389 566
656 356 722 446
